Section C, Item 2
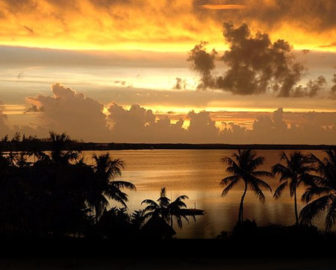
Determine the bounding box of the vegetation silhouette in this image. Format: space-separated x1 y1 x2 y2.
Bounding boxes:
89 153 135 222
0 132 138 240
141 187 204 235
0 132 207 243
272 152 315 225
220 149 272 224
1 131 336 257
300 150 336 231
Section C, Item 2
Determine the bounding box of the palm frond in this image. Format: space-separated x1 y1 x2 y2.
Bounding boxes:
301 185 331 203
220 175 239 186
299 195 331 225
249 181 266 202
273 181 288 199
141 199 158 206
253 178 272 192
252 170 273 178
249 156 265 171
110 180 136 190
326 197 336 231
272 163 291 178
221 178 239 196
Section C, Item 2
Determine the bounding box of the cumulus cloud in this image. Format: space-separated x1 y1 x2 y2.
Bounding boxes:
2 83 336 144
187 111 220 142
106 103 336 144
189 23 328 97
26 83 111 142
219 108 336 144
107 104 187 143
107 103 225 143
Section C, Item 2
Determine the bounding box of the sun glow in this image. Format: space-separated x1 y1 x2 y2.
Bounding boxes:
0 0 335 53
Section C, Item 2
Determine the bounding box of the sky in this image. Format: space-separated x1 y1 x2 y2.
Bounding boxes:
1 0 336 144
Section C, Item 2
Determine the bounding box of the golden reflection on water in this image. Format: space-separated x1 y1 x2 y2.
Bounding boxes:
83 149 326 239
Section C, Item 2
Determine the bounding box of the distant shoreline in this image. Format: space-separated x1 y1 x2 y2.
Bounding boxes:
2 142 336 151
81 143 336 151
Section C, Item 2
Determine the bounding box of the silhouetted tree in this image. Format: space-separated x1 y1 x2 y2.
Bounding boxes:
300 150 336 231
142 187 203 229
221 149 272 224
131 210 146 230
272 152 315 225
88 153 135 222
96 207 134 239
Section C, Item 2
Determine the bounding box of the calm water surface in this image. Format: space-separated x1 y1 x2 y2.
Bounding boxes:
83 149 325 239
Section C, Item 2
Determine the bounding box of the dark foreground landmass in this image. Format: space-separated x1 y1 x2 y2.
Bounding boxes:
1 135 336 269
1 232 336 270
2 223 336 270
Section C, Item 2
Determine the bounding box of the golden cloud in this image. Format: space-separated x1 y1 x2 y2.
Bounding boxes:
0 0 335 52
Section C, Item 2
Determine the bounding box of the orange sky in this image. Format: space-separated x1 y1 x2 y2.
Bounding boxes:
0 0 336 52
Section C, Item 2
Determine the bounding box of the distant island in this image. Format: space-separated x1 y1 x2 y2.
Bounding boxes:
1 133 336 151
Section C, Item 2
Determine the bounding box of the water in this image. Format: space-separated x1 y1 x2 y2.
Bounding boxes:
82 149 326 238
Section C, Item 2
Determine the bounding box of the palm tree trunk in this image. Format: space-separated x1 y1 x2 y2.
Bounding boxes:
238 181 248 224
294 188 299 225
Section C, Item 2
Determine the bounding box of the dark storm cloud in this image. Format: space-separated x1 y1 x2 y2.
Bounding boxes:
218 23 305 96
189 23 328 97
243 0 336 32
195 0 336 33
187 42 217 90
292 76 327 98
331 74 336 95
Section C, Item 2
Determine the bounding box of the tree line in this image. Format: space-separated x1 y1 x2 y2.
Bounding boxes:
0 132 335 242
0 132 203 240
221 149 336 231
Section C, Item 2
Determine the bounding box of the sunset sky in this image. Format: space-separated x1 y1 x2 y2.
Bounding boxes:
1 0 336 143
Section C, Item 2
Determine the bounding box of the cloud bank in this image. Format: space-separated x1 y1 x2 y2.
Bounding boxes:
26 84 110 142
0 84 327 144
1 0 336 51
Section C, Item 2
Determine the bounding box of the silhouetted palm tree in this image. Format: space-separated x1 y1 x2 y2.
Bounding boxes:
142 187 170 221
142 187 203 229
272 152 315 225
221 149 272 224
26 136 47 162
49 131 79 164
131 210 146 230
89 153 135 221
300 150 336 231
